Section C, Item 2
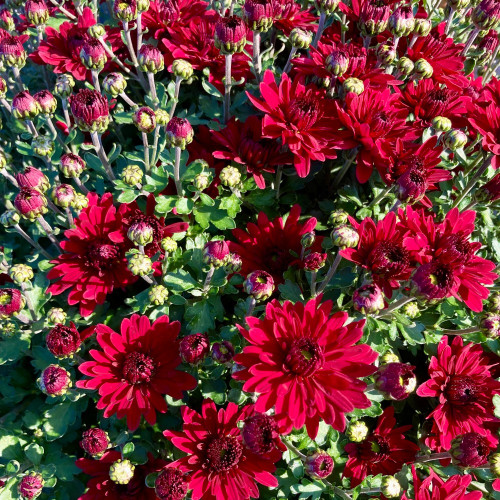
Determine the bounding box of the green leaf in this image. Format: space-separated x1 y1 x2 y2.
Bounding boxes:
0 432 23 461
175 197 194 214
219 194 242 218
117 189 139 203
155 195 178 215
25 272 51 314
201 79 223 99
163 269 198 292
185 295 224 333
278 280 304 302
199 193 215 206
0 477 18 500
0 333 31 366
43 402 78 441
122 442 135 456
14 141 32 156
25 443 44 465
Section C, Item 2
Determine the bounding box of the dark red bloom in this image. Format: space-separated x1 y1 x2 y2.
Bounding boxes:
163 400 279 500
0 288 24 318
18 473 44 500
228 204 323 284
469 103 500 169
39 364 71 396
211 116 293 188
343 407 419 487
416 335 500 450
76 451 166 500
46 322 82 358
241 413 285 455
374 362 417 400
155 467 189 500
179 332 210 364
478 172 500 201
80 428 110 457
14 188 47 220
273 0 318 35
234 297 377 438
69 88 109 133
451 432 497 468
305 451 334 479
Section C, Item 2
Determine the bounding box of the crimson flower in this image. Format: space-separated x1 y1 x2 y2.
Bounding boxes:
233 297 377 438
76 451 166 500
47 193 135 317
228 204 323 284
401 465 483 500
343 407 419 487
469 103 500 169
163 399 279 500
273 0 318 35
247 70 351 177
416 335 500 450
77 314 197 431
211 116 293 188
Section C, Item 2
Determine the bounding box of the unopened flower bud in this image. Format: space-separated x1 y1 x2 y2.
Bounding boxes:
451 432 491 467
16 166 49 193
374 362 417 400
18 472 44 499
69 88 109 133
413 17 432 36
331 225 359 248
397 56 414 75
25 0 49 25
220 166 241 187
0 288 25 319
1 321 17 338
9 264 33 284
376 44 396 65
165 117 194 149
149 284 169 305
133 106 156 133
128 220 154 246
347 420 369 442
432 116 452 132
180 332 210 364
121 164 143 186
353 283 385 315
32 136 55 157
34 90 57 115
359 2 390 36
54 74 75 98
203 240 230 268
490 452 500 477
480 313 500 337
161 237 177 253
380 351 399 365
402 301 420 319
326 47 349 76
212 340 235 364
80 37 107 71
109 459 135 484
0 9 15 31
0 77 7 99
138 44 164 73
128 253 153 276
225 252 242 273
194 172 211 191
0 209 20 227
315 0 340 14
156 109 170 125
71 193 89 212
442 129 468 150
244 270 275 300
242 413 281 454
243 0 276 32
87 23 106 38
381 476 401 498
214 16 247 55
489 292 500 312
80 428 110 458
38 364 71 396
413 58 433 79
473 0 500 30
15 188 48 220
329 209 349 225
0 35 27 68
388 5 415 37
47 307 66 325
290 28 312 49
103 72 127 97
113 0 137 22
155 467 188 500
303 252 327 271
60 153 85 178
137 0 149 11
305 451 334 479
52 184 76 208
12 91 40 120
172 59 193 80
46 323 81 358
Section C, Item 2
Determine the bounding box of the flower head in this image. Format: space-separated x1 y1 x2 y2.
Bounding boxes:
80 428 110 457
0 288 24 318
69 88 109 133
46 322 82 358
155 467 189 500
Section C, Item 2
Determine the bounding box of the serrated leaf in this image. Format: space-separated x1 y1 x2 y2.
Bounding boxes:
117 189 139 203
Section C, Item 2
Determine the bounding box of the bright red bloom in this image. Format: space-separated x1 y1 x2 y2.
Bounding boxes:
247 70 351 177
340 212 412 296
77 314 197 431
76 451 166 500
469 104 500 169
30 7 122 80
335 87 417 183
416 335 500 450
47 193 135 317
343 407 419 487
163 399 279 500
273 0 318 35
401 465 483 500
211 116 293 188
228 204 323 284
233 297 377 438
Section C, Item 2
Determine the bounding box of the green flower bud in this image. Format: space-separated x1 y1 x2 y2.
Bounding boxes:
331 225 359 248
47 307 67 325
155 109 170 126
220 166 241 187
346 420 369 442
121 164 143 186
490 452 500 477
9 263 34 284
52 184 76 208
128 253 153 276
315 0 340 14
194 172 212 191
343 77 364 95
172 59 194 80
442 129 468 150
54 74 75 98
376 43 396 65
402 301 420 319
489 291 500 312
432 116 452 132
1 320 17 338
137 0 150 11
301 232 316 249
381 476 401 498
290 28 313 49
397 56 414 75
71 193 89 212
102 72 127 97
109 459 135 485
413 58 434 79
0 209 20 227
413 18 432 36
161 237 177 253
128 221 154 246
0 149 7 169
379 351 399 365
149 284 169 305
88 23 106 38
32 136 55 157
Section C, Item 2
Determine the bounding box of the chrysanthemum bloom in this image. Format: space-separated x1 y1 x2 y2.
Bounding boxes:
340 212 412 296
214 15 247 55
38 365 71 396
0 288 25 319
155 467 189 500
247 70 351 177
374 362 417 400
203 240 230 268
273 0 318 36
15 166 49 193
469 103 500 168
18 472 44 499
451 432 497 468
305 451 334 479
163 399 279 500
47 193 136 317
228 204 323 284
14 188 48 221
12 91 41 120
79 428 110 458
77 451 166 500
352 282 385 315
416 335 500 450
477 172 500 202
241 412 285 455
46 323 82 358
179 332 210 364
69 88 110 133
343 407 419 487
353 0 391 36
77 314 197 430
401 465 483 499
211 116 293 188
0 33 28 67
233 297 377 437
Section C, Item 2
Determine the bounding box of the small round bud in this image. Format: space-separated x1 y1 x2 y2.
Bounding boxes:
214 15 247 55
69 88 109 134
451 432 491 468
113 0 137 22
161 237 178 253
102 72 127 97
12 91 40 120
52 184 76 208
388 5 415 37
121 164 143 186
194 172 212 191
0 77 7 99
71 193 89 212
374 362 417 400
156 109 170 126
303 252 327 271
379 351 399 365
413 17 432 36
138 44 164 73
80 428 110 458
353 283 385 315
9 264 33 284
137 0 150 11
32 136 55 157
0 9 15 31
0 209 20 227
290 28 312 49
490 452 500 477
47 307 67 325
242 413 281 454
25 0 49 26
88 23 106 38
155 467 188 500
396 167 427 204
0 35 27 68
128 221 154 246
80 37 107 70
149 284 169 305
60 153 86 178
212 340 235 364
165 117 194 150
376 43 396 65
46 323 81 358
128 253 153 276
489 291 500 312
325 47 349 76
15 188 48 221
0 150 7 169
38 364 71 396
34 90 57 115
1 321 17 338
203 240 230 268
442 129 468 150
331 225 359 248
18 472 44 499
397 56 414 75
328 209 349 225
133 106 156 133
301 232 316 249
413 58 433 79
180 332 210 364
432 116 452 132
220 166 241 187
0 288 25 319
402 301 420 319
315 0 340 14
347 420 369 442
172 59 193 80
109 459 135 484
225 252 243 273
305 451 334 479
480 313 500 337
244 270 275 300
243 0 276 32
381 476 401 498
54 74 75 98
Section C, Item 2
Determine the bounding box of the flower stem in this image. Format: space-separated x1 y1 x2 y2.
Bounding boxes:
310 270 317 297
312 12 326 48
439 326 479 335
316 252 342 295
445 8 455 34
174 146 182 196
119 92 138 108
147 72 158 108
151 125 161 168
136 12 143 53
369 185 392 207
90 131 115 181
275 165 283 199
203 266 215 293
416 452 451 463
91 70 101 92
451 155 491 208
334 150 357 186
142 132 150 173
11 67 25 91
122 21 147 89
282 437 307 460
283 46 297 73
246 297 256 319
73 176 90 195
25 120 38 137
223 55 232 124
253 31 262 80
378 296 415 316
48 0 77 19
0 98 11 113
463 27 480 56
98 37 136 78
46 117 69 152
389 199 401 213
37 216 61 251
13 224 53 259
62 98 71 128
65 207 74 227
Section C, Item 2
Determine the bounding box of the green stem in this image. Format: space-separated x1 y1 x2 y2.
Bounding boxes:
223 55 232 123
316 252 342 295
451 155 491 208
369 185 392 207
174 146 182 196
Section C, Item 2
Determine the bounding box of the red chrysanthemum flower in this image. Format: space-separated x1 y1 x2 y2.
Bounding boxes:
469 103 500 169
211 116 293 188
76 451 166 500
343 407 419 487
30 7 122 80
228 204 323 284
416 335 500 450
340 211 413 296
47 193 135 317
273 0 318 36
163 399 280 500
401 465 483 500
247 70 351 177
233 297 377 438
77 314 197 431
